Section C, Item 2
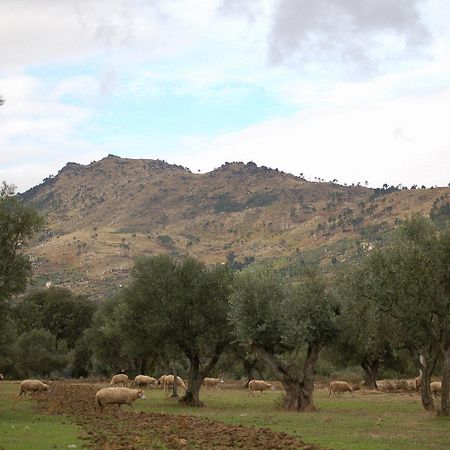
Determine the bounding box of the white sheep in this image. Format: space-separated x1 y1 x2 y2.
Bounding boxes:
132 375 157 388
18 379 50 396
95 387 145 410
159 374 186 391
248 379 272 395
203 377 224 390
110 373 129 387
430 381 442 397
329 381 353 397
0 373 3 380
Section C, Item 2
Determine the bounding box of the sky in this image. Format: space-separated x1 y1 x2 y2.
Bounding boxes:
1 0 449 193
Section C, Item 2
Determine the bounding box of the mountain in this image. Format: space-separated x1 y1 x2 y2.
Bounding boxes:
21 155 450 299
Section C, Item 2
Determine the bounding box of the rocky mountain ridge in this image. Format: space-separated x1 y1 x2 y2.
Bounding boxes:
21 155 449 299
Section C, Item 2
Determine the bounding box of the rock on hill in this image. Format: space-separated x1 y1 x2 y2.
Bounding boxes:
21 155 450 299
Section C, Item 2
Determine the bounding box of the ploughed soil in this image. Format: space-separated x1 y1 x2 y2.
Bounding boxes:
36 382 322 450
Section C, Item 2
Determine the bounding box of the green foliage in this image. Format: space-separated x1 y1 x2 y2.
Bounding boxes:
70 333 94 378
360 216 449 349
14 328 68 377
229 265 340 385
333 268 394 378
86 296 131 374
229 266 287 352
0 183 43 301
123 255 233 359
12 287 96 349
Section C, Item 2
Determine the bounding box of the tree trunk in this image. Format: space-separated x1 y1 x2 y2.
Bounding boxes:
361 360 378 389
243 359 257 388
297 342 320 411
253 342 320 411
414 350 435 413
180 355 204 407
438 348 450 417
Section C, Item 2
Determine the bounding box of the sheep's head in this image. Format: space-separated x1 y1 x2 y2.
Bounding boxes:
136 390 145 400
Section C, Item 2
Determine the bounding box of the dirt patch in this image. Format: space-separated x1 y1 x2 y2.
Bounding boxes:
36 382 323 449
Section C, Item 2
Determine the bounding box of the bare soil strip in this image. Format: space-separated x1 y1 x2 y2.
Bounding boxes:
36 382 322 449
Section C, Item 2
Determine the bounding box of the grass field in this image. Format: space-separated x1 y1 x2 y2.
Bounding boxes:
1 381 449 449
132 385 450 450
0 382 84 450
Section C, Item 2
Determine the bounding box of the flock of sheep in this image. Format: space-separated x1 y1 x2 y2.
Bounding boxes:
329 376 443 397
12 373 444 410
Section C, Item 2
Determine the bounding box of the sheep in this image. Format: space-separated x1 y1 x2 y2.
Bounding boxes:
95 387 145 410
159 375 186 391
329 381 353 397
248 379 272 395
156 375 167 389
110 373 129 387
131 375 157 388
203 377 224 390
0 373 3 380
430 381 442 397
18 379 50 396
376 379 397 392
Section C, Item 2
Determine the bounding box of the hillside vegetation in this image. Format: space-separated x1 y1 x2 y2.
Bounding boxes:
20 155 449 298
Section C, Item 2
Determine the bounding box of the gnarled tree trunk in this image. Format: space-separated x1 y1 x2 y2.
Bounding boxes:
414 350 435 413
361 359 379 389
180 343 224 407
180 355 204 407
253 342 320 411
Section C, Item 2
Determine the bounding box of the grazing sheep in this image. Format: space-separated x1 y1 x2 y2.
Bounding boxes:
248 379 272 395
160 375 186 391
430 381 442 397
131 375 157 388
18 379 49 396
95 387 145 410
110 373 129 387
156 375 167 389
329 381 353 397
203 377 224 390
376 379 397 392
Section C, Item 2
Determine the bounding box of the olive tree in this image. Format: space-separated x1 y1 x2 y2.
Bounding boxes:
12 287 96 349
120 255 233 406
336 269 395 389
0 183 42 373
229 266 339 411
355 216 450 415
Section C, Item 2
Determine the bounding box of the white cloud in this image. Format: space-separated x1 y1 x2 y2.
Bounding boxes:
176 86 450 188
1 0 449 193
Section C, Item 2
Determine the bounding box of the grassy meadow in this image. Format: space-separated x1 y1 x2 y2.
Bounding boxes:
0 382 84 450
133 385 450 450
1 380 450 449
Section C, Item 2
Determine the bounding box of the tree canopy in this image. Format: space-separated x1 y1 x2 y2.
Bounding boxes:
351 216 450 415
117 255 234 406
0 182 42 302
229 266 339 410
